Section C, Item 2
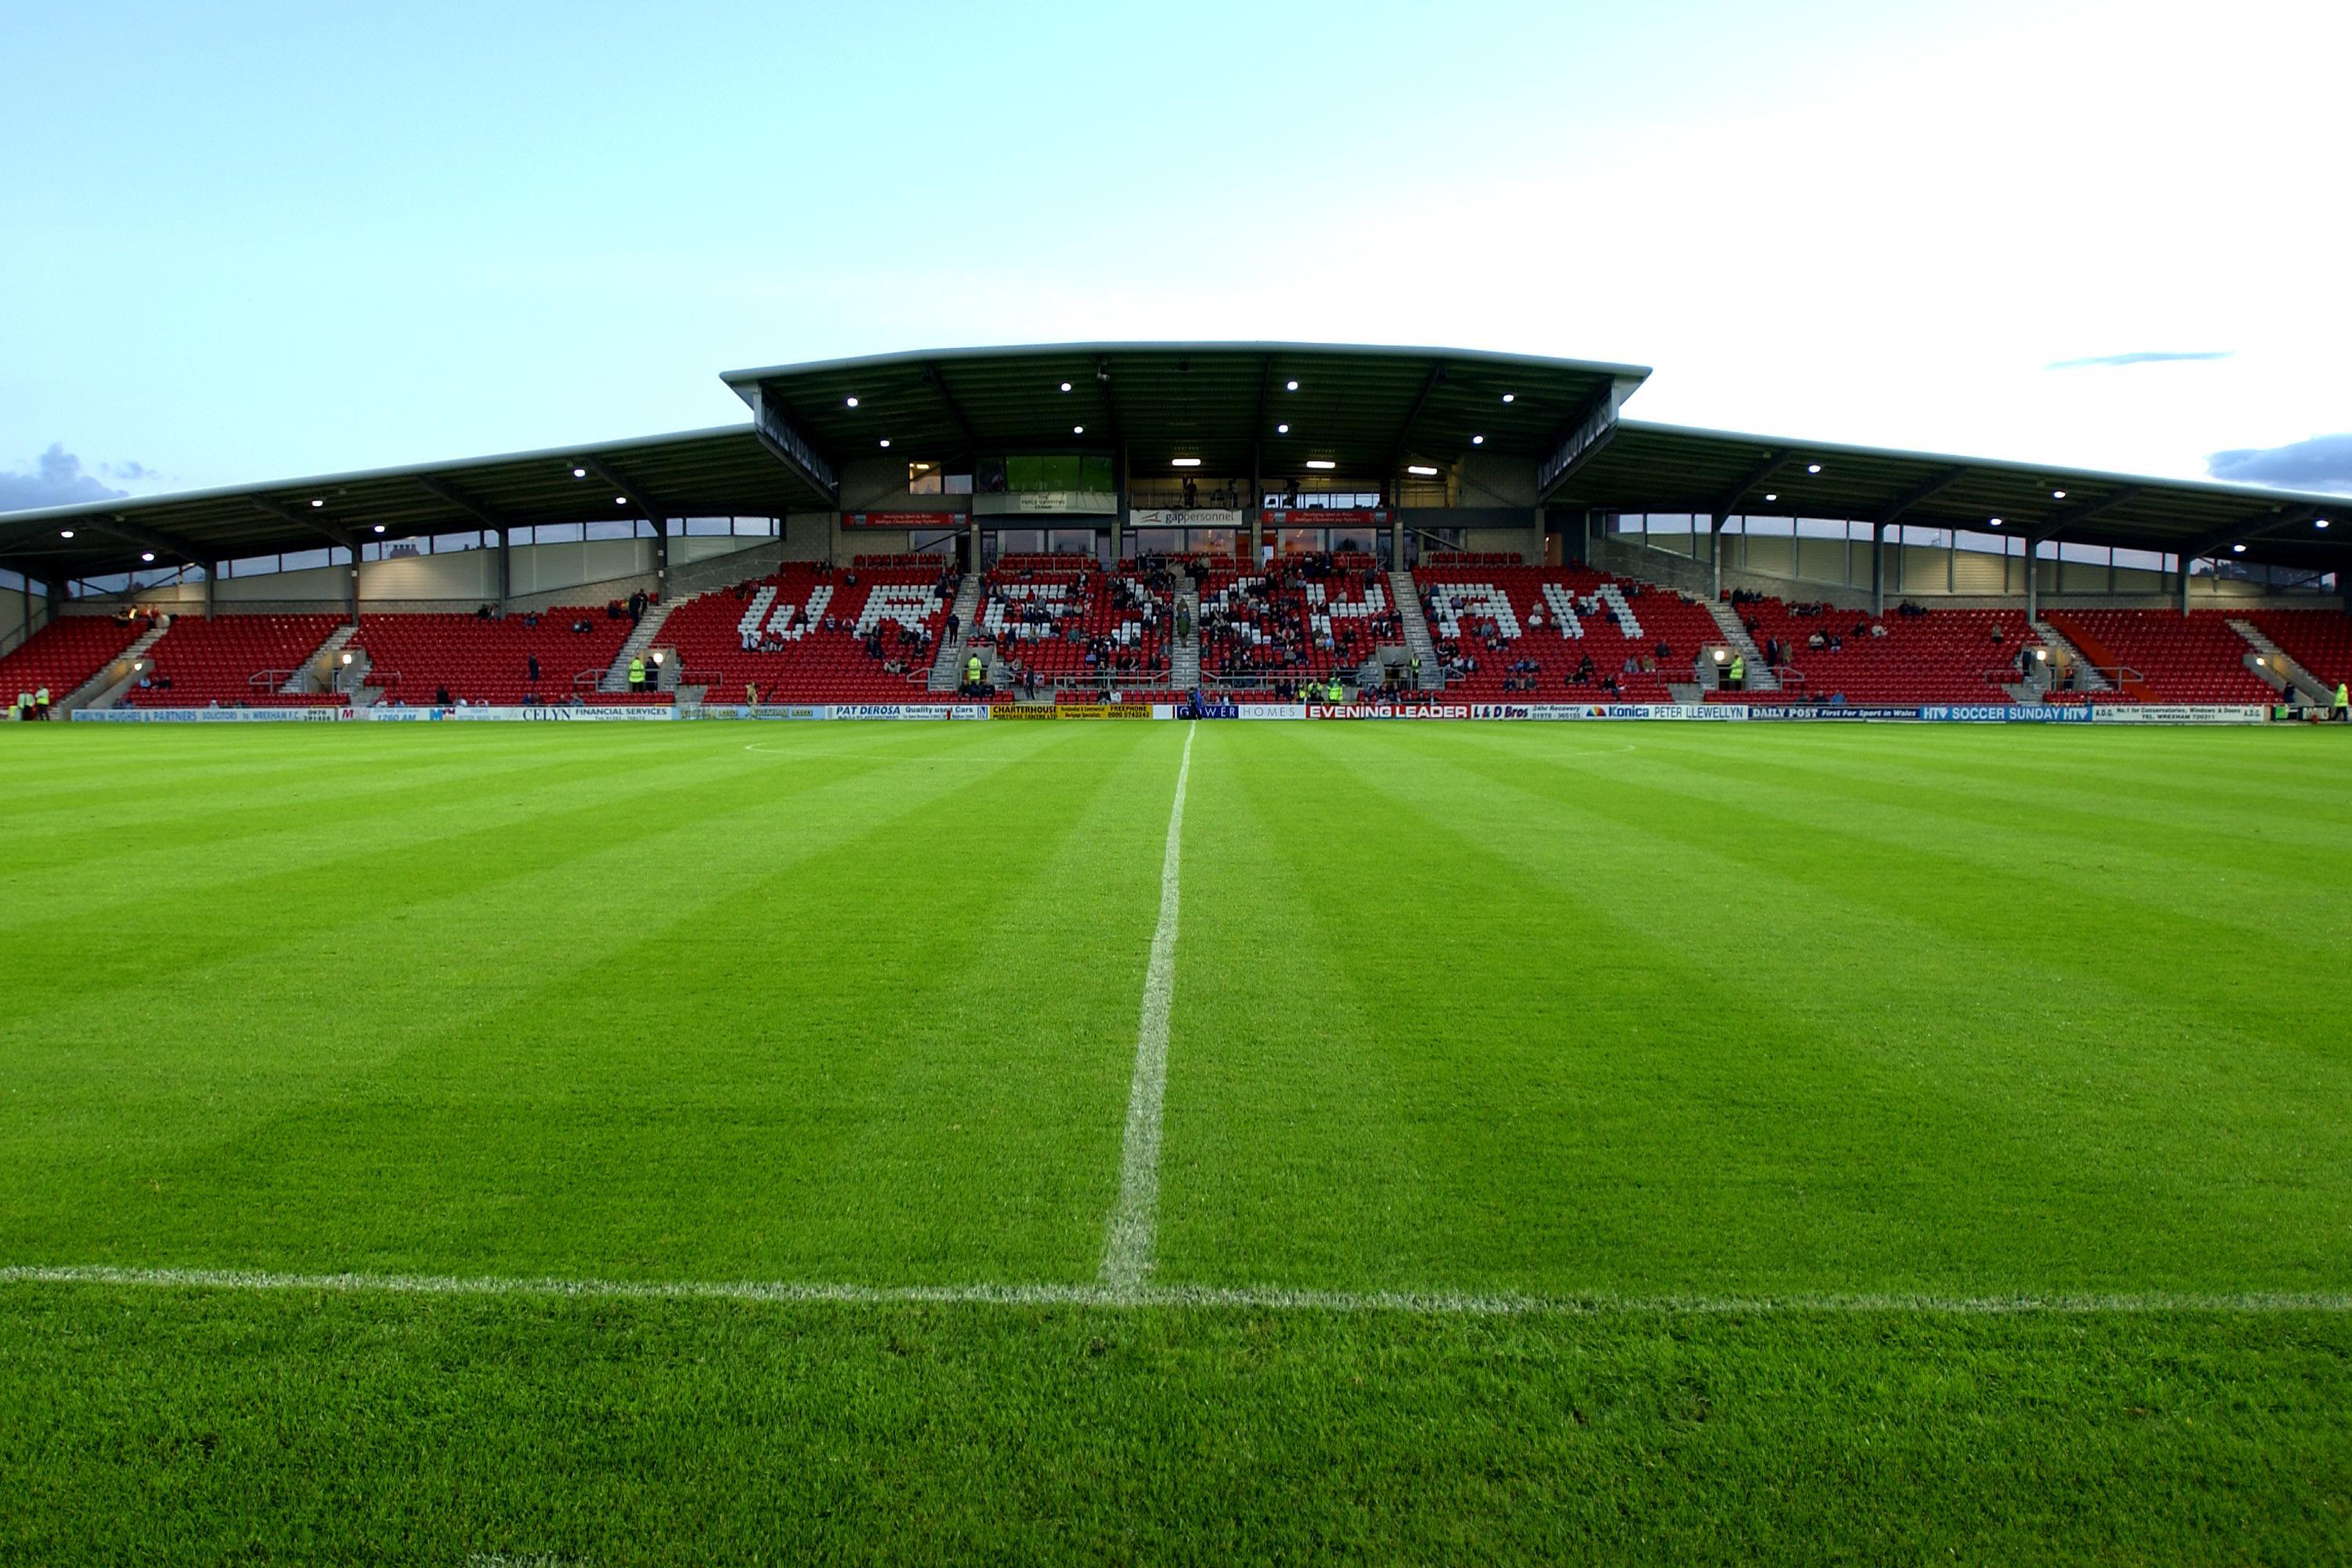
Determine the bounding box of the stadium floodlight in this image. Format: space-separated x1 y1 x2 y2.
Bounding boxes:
1306 459 1338 470
1171 458 1202 467
845 396 859 408
1406 464 1439 477
1276 423 1290 434
1286 379 1299 391
1806 463 1822 474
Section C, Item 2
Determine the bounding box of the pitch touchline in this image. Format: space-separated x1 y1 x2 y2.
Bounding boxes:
1100 720 1197 1290
3 1265 2344 1316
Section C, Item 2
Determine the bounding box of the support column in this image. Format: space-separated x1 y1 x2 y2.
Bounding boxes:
1250 443 1263 566
1390 511 1404 572
2025 539 2038 622
495 527 511 608
1709 514 1729 600
967 515 980 575
652 518 670 593
2178 554 2192 615
1871 524 1885 616
346 553 360 626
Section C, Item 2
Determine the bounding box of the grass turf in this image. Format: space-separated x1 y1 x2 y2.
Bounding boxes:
2 719 2347 1561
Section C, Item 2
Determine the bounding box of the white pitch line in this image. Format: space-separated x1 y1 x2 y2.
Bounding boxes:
1099 720 1198 1291
2 1265 2345 1317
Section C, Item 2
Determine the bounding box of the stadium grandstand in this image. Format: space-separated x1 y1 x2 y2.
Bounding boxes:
3 343 2345 719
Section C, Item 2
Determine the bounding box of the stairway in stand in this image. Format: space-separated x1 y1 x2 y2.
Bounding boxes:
1704 601 1780 692
2029 619 2111 691
1388 570 1443 689
601 599 682 692
285 624 360 693
69 622 170 710
2227 617 2332 704
927 573 987 692
1171 575 1201 691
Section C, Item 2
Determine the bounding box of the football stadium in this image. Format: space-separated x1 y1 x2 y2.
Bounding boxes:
3 343 2350 1560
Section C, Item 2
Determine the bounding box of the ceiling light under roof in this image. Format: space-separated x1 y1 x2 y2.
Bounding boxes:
1472 434 1485 445
1285 379 1299 391
2317 518 2331 528
141 550 155 562
1806 463 1822 474
1406 464 1439 477
1501 393 1515 403
59 529 74 539
1059 382 1072 393
572 467 586 478
2052 488 2067 499
2233 543 2246 553
1764 493 1777 503
845 396 859 408
879 438 891 448
1276 423 1290 434
615 495 628 506
1306 459 1338 470
1073 424 1084 435
373 524 387 533
1171 457 1202 467
1989 517 2003 527
310 498 325 507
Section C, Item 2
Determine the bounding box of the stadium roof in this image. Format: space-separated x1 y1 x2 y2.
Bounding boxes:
718 341 1649 481
3 343 2344 583
1550 420 2347 572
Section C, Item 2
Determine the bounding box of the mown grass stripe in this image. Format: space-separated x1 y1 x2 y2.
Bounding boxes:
4 1264 2347 1317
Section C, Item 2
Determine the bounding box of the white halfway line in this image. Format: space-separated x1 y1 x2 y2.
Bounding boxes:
1100 720 1197 1290
1 1265 2343 1318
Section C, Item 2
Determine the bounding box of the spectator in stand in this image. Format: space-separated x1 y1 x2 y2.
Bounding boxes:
435 684 453 706
527 653 541 684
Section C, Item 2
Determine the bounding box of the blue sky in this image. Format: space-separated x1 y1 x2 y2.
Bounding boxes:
2 0 2347 509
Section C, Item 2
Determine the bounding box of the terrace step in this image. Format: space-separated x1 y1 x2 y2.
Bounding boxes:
928 572 986 692
601 597 681 692
1170 590 1200 690
2030 619 2111 691
1390 569 1443 688
68 622 169 710
2227 618 2332 705
1704 601 1780 691
289 624 361 693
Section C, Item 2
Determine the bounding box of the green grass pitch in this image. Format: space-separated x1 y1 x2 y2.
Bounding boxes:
2 718 2347 1563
